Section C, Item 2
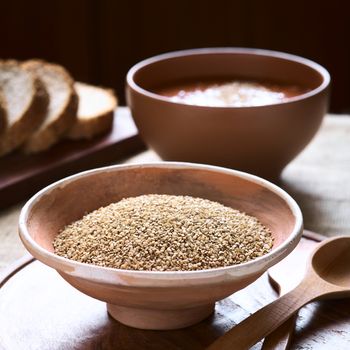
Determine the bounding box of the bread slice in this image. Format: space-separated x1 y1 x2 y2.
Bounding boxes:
21 60 78 153
0 60 48 156
0 91 7 135
66 82 117 140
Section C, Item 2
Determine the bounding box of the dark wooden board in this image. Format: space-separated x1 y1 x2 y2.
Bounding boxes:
0 108 145 209
0 231 349 350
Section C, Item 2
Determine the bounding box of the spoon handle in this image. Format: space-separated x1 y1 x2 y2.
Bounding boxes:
261 315 297 350
206 282 320 350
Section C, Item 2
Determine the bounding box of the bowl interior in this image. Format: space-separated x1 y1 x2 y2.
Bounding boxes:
26 164 298 258
130 49 326 100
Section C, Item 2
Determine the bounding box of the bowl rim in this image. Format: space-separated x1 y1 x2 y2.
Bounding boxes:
19 162 303 280
126 47 330 109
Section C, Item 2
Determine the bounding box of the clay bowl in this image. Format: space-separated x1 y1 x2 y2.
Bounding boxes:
19 162 303 330
126 48 330 181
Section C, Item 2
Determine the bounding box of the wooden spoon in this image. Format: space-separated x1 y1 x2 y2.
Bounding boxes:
262 232 325 350
206 236 350 350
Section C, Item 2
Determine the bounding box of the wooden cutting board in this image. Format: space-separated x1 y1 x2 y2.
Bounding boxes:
0 108 145 209
0 231 349 350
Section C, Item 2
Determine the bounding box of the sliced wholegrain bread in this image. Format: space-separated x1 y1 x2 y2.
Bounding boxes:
21 60 78 153
66 82 117 140
0 60 48 156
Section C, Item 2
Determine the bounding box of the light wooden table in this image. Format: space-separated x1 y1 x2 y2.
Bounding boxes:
1 114 350 271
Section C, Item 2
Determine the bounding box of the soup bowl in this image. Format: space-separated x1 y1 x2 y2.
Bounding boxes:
126 48 330 181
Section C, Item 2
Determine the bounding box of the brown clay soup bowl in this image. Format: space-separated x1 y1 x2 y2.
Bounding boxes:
127 48 330 181
19 162 303 330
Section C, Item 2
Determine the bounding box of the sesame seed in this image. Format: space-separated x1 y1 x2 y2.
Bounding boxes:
53 194 273 271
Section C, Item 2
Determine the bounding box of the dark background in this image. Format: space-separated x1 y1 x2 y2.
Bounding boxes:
1 0 349 113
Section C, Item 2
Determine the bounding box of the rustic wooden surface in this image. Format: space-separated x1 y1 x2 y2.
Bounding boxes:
261 234 325 350
0 108 145 209
207 234 350 350
1 233 350 350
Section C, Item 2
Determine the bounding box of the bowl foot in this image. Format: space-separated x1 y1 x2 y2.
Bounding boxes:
107 303 214 330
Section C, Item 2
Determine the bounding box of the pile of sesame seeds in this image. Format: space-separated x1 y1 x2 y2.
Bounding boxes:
53 194 273 271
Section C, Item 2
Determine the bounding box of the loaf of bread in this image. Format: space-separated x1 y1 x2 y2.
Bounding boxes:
0 60 48 156
0 59 117 156
21 60 78 153
67 82 117 139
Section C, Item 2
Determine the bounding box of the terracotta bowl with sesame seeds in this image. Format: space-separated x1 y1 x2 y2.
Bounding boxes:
19 162 303 330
